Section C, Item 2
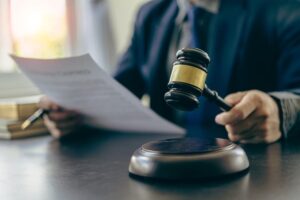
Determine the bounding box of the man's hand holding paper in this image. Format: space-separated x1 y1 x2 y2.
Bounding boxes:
11 54 184 137
38 96 83 138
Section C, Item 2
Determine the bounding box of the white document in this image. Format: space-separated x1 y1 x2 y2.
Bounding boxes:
11 54 185 134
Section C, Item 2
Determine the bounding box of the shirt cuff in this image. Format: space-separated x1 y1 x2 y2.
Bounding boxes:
269 92 300 138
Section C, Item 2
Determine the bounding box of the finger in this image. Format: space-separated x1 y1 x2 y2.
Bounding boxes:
239 134 265 144
225 114 266 138
224 92 247 106
226 110 266 142
234 123 281 144
43 116 79 138
215 93 258 125
240 132 281 144
227 123 258 142
228 130 257 143
54 122 81 138
43 115 62 138
47 110 81 122
55 117 83 130
38 96 61 111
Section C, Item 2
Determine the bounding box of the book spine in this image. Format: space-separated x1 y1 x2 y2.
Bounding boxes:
16 103 38 120
0 103 38 120
0 104 18 119
5 119 45 132
0 128 48 140
10 128 48 139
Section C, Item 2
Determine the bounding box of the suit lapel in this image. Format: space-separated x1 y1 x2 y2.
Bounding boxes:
148 0 178 118
207 0 246 96
148 0 178 80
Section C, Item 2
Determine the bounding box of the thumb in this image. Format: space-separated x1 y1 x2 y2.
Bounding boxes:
38 96 60 111
224 92 247 106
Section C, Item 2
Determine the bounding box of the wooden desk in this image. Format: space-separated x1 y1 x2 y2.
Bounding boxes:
0 130 299 200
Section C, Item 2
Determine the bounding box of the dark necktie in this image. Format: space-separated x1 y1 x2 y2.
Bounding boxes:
188 6 213 51
185 6 214 127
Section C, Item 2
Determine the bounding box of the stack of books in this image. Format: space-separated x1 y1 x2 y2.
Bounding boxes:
0 73 48 139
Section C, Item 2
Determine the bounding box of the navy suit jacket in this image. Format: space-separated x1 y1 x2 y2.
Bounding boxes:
115 0 300 137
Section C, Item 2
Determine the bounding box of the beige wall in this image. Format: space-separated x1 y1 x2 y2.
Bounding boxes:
108 0 148 55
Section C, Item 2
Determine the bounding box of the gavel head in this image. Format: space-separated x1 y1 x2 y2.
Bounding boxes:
164 48 210 111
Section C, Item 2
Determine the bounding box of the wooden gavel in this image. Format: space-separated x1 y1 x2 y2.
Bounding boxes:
164 48 232 112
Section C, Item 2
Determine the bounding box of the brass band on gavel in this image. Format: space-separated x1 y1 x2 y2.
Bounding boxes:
165 48 231 112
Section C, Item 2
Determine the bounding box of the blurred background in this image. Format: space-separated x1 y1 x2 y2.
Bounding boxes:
0 0 148 74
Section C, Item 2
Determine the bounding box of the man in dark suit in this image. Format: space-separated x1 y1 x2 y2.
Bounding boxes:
40 0 300 144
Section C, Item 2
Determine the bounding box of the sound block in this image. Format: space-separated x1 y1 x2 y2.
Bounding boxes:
129 138 249 180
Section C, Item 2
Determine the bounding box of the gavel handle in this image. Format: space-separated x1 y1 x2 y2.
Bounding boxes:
203 85 232 112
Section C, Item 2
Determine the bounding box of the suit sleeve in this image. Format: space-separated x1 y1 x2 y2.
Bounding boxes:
273 1 300 137
269 92 300 138
113 9 146 99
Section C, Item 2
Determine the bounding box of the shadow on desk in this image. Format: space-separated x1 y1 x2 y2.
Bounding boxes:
128 170 251 200
49 126 182 157
1 126 300 199
129 168 249 184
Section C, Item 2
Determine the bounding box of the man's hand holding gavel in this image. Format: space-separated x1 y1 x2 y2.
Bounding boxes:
165 48 282 144
215 90 282 144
